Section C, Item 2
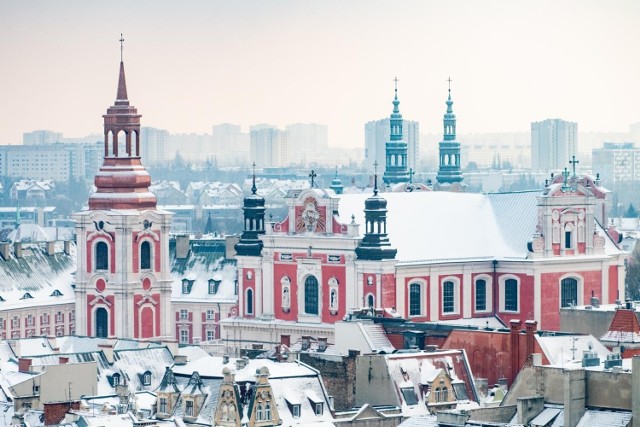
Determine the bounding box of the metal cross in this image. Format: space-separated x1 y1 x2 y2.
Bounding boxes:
408 168 415 184
569 155 579 177
447 77 452 92
119 33 125 62
562 167 570 185
309 170 317 188
394 77 399 94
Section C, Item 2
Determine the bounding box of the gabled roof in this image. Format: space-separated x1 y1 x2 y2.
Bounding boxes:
600 309 640 344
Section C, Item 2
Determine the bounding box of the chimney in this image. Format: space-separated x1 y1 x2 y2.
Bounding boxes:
44 401 81 426
176 235 190 259
510 319 522 385
63 240 71 255
98 340 116 364
317 337 328 352
525 320 537 359
14 242 22 258
563 369 586 427
590 296 600 308
0 243 11 260
46 241 56 256
173 354 188 365
161 338 179 358
59 356 69 365
223 355 229 364
18 357 32 373
632 356 640 426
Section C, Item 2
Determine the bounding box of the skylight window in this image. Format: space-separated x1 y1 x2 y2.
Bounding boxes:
401 387 419 405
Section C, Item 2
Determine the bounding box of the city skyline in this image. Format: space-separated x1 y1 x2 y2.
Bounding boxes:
1 0 639 149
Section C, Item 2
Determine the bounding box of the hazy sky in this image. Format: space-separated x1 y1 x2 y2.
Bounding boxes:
1 0 639 148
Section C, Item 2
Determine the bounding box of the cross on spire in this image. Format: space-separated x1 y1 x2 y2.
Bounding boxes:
569 155 579 177
447 77 452 93
408 168 414 184
119 33 125 62
394 77 399 96
309 170 317 188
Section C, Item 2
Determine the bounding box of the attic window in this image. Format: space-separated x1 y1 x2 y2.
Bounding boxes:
50 289 63 297
208 278 221 294
143 371 151 386
292 404 300 418
182 279 194 294
112 373 121 386
401 387 419 406
0 296 4 302
314 402 323 416
20 293 33 300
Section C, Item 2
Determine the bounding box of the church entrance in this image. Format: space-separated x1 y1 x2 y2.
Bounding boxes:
95 307 108 337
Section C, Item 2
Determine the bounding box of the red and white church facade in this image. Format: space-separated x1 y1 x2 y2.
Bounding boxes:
224 170 627 349
73 60 173 339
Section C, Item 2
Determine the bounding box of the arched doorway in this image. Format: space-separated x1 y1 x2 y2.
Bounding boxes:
95 307 108 338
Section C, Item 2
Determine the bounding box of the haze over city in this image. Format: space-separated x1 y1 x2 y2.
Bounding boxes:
1 0 639 148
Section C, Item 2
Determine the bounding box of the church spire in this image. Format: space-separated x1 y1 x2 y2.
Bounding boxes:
116 34 129 105
383 77 409 185
235 163 266 257
436 78 464 187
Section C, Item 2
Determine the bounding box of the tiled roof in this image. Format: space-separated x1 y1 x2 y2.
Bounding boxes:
601 309 640 343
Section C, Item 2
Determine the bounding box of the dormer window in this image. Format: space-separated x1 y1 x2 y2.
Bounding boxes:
143 371 151 386
292 405 300 418
50 289 63 297
315 403 323 415
21 293 33 300
159 397 167 413
112 373 121 386
307 392 324 416
182 279 194 294
185 400 194 417
208 278 220 294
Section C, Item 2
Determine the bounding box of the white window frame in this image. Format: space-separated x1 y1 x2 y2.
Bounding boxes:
180 329 189 344
559 274 584 308
180 309 188 320
206 309 215 321
499 275 520 313
441 277 461 315
408 280 426 317
474 274 493 313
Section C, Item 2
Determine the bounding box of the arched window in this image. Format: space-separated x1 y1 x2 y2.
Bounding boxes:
112 372 121 386
246 289 254 315
504 279 518 312
409 283 422 316
442 281 455 313
256 403 264 421
367 294 375 309
305 276 319 315
95 307 108 338
475 279 487 311
140 241 151 270
561 278 578 308
143 371 151 386
95 241 108 271
265 402 271 420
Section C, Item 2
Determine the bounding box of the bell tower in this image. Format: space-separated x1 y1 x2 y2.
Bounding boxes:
436 79 465 191
74 37 173 339
383 78 410 185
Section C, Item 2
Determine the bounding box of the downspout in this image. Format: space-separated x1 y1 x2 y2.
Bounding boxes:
492 260 498 316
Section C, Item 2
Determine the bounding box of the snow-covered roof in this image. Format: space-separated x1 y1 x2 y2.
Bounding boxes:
0 242 76 310
535 334 611 367
336 191 541 263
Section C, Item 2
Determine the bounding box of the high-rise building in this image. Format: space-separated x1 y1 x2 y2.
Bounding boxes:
212 123 250 166
285 123 328 165
140 126 168 166
365 120 418 173
531 119 578 171
23 130 63 145
592 142 640 189
250 125 288 168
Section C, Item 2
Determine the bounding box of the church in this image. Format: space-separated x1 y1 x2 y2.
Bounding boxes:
224 83 626 349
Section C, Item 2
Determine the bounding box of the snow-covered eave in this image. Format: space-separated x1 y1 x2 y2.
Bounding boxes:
0 297 75 310
171 297 236 304
396 255 528 266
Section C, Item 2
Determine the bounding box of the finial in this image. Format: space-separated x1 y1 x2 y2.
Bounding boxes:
569 155 579 177
394 77 399 98
335 166 339 178
119 33 124 62
309 170 317 188
251 162 257 194
373 161 379 196
447 77 452 95
408 168 414 184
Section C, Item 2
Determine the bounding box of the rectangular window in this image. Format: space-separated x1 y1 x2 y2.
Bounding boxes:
292 405 300 418
27 315 34 326
409 283 422 316
565 231 572 249
442 281 455 313
475 279 487 311
206 330 216 341
159 397 167 413
12 317 19 328
56 312 63 323
180 329 189 343
185 400 194 416
206 310 215 320
315 403 323 415
180 309 188 320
